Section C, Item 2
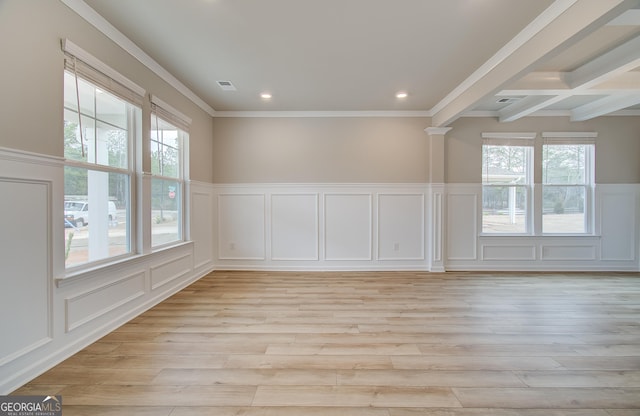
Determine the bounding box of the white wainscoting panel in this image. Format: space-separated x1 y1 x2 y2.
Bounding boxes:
541 245 597 261
150 253 193 291
377 194 424 260
599 189 637 261
447 192 478 260
0 179 52 366
446 183 639 271
430 186 444 270
213 184 429 270
65 271 146 331
218 194 266 260
211 183 638 271
324 194 372 261
482 244 537 261
190 184 215 269
0 147 213 394
271 194 319 261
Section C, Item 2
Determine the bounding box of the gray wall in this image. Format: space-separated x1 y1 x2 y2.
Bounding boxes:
3 1 636 186
212 114 639 184
212 117 430 183
446 116 640 184
0 0 214 183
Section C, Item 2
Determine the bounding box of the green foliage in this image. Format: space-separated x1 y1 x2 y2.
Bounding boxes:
553 200 565 214
65 232 74 261
543 145 586 184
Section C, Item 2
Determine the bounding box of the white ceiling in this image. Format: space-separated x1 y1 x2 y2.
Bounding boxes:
73 0 640 125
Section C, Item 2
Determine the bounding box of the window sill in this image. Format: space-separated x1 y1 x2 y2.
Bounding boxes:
57 241 193 287
479 233 600 238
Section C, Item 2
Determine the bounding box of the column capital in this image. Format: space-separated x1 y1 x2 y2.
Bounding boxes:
424 127 452 136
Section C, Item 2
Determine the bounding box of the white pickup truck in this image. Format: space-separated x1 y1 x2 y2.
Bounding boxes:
64 200 118 228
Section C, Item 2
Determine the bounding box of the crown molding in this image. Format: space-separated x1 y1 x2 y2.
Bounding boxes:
214 110 432 118
59 0 216 117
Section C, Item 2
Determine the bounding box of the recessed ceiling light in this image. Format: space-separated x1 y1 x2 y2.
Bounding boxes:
260 93 272 99
396 92 408 99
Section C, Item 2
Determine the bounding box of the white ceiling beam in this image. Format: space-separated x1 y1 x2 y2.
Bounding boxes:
607 8 640 25
500 72 570 91
571 93 640 121
593 71 640 89
498 95 568 122
499 71 640 95
499 89 637 96
567 33 640 90
430 0 637 127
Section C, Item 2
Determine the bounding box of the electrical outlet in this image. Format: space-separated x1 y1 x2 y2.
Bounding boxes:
393 243 400 252
229 242 236 250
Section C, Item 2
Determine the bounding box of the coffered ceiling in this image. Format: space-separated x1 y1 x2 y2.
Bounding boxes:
69 0 640 125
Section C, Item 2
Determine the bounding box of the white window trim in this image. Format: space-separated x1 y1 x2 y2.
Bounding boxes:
541 134 596 235
62 39 144 272
149 96 189 249
481 133 535 235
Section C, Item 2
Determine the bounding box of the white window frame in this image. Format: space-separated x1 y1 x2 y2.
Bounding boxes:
62 39 144 270
149 95 190 249
481 133 535 235
541 132 596 235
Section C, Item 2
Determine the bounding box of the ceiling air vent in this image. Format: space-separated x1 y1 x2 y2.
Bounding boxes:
497 97 521 104
217 80 237 91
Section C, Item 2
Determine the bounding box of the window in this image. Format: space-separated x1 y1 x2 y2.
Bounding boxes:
481 132 596 237
482 134 533 234
63 40 144 268
150 96 189 247
542 136 594 234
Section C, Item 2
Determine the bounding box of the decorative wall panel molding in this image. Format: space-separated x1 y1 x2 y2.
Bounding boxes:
65 271 146 331
150 253 193 291
190 184 215 269
324 193 372 261
447 183 639 271
213 184 429 270
218 194 266 260
0 147 215 394
0 178 52 366
447 192 478 260
430 186 444 271
377 194 425 261
540 245 597 261
271 193 319 261
599 188 637 261
482 245 537 261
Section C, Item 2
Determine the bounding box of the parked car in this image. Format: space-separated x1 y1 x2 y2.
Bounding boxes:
64 200 117 228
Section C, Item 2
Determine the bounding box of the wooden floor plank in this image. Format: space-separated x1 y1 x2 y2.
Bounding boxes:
252 386 462 407
11 270 640 415
452 387 640 408
389 410 609 416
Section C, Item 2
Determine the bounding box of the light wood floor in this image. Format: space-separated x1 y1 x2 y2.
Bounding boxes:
14 271 640 415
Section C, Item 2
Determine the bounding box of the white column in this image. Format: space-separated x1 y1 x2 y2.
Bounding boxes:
425 127 451 272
